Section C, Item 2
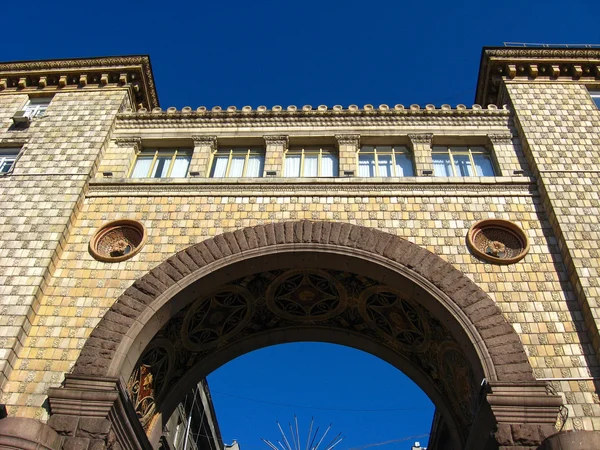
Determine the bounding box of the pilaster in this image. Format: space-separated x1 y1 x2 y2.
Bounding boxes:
487 133 522 176
47 374 151 450
335 134 360 176
408 133 434 175
191 135 217 177
263 135 288 176
98 138 142 178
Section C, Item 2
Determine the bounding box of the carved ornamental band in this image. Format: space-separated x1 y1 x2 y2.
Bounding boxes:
488 133 514 144
335 134 360 146
408 133 433 145
263 135 289 147
192 135 218 150
114 137 142 150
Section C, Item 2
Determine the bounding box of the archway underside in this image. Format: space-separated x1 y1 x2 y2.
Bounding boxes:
128 267 479 446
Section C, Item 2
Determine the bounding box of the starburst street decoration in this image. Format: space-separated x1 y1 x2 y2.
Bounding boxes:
262 417 345 450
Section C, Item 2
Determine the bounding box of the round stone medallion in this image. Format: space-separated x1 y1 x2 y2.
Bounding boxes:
467 219 529 264
89 219 147 262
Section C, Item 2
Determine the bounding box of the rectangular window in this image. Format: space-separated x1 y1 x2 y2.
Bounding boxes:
590 90 600 109
0 148 20 174
284 147 338 177
23 97 52 119
358 145 414 177
130 149 192 178
210 147 264 178
432 146 496 177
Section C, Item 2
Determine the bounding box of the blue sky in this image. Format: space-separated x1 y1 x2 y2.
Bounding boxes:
207 343 433 450
7 0 599 448
5 1 600 109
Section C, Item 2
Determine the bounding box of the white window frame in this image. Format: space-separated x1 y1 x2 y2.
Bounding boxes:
209 147 265 178
0 148 20 175
284 146 338 177
129 148 192 178
590 90 600 109
432 146 496 177
22 97 52 119
357 145 414 177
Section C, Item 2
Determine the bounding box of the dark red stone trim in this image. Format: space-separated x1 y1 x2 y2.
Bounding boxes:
73 220 533 382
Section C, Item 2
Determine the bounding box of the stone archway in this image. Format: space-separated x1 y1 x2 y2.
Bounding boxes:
47 221 562 450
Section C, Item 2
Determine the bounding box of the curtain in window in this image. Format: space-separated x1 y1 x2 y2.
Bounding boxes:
377 154 393 177
246 155 264 177
131 157 153 178
321 153 338 176
395 154 414 176
284 155 301 177
211 156 229 177
359 154 375 177
171 156 190 177
432 154 453 176
229 156 246 177
303 155 318 176
152 156 171 178
453 154 473 176
473 154 495 176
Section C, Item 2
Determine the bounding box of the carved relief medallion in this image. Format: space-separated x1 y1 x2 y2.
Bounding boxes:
89 219 146 262
467 219 529 264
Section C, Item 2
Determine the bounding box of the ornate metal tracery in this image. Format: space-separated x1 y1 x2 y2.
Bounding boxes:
127 268 478 436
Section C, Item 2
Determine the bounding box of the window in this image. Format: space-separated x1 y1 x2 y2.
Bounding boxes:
590 90 600 109
358 145 414 177
130 148 191 178
210 147 264 177
0 148 20 174
22 97 52 119
284 146 338 177
432 146 496 177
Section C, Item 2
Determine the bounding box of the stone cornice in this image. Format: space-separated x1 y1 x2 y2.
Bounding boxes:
476 47 600 106
0 55 158 110
115 108 512 129
87 178 536 197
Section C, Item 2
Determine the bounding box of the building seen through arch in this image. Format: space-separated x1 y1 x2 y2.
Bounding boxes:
1 47 600 449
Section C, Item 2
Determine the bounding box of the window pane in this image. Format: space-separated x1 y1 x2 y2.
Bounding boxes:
152 156 171 178
284 155 301 177
246 155 264 177
229 156 245 177
473 153 495 176
321 153 338 177
377 145 392 153
590 92 600 108
432 154 452 176
361 145 375 153
0 157 16 173
395 154 414 176
211 156 229 178
303 155 318 177
377 154 393 177
453 154 474 176
171 155 190 177
358 154 375 177
131 156 153 178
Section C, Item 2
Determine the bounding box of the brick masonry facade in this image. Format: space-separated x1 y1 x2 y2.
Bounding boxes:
1 50 600 448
